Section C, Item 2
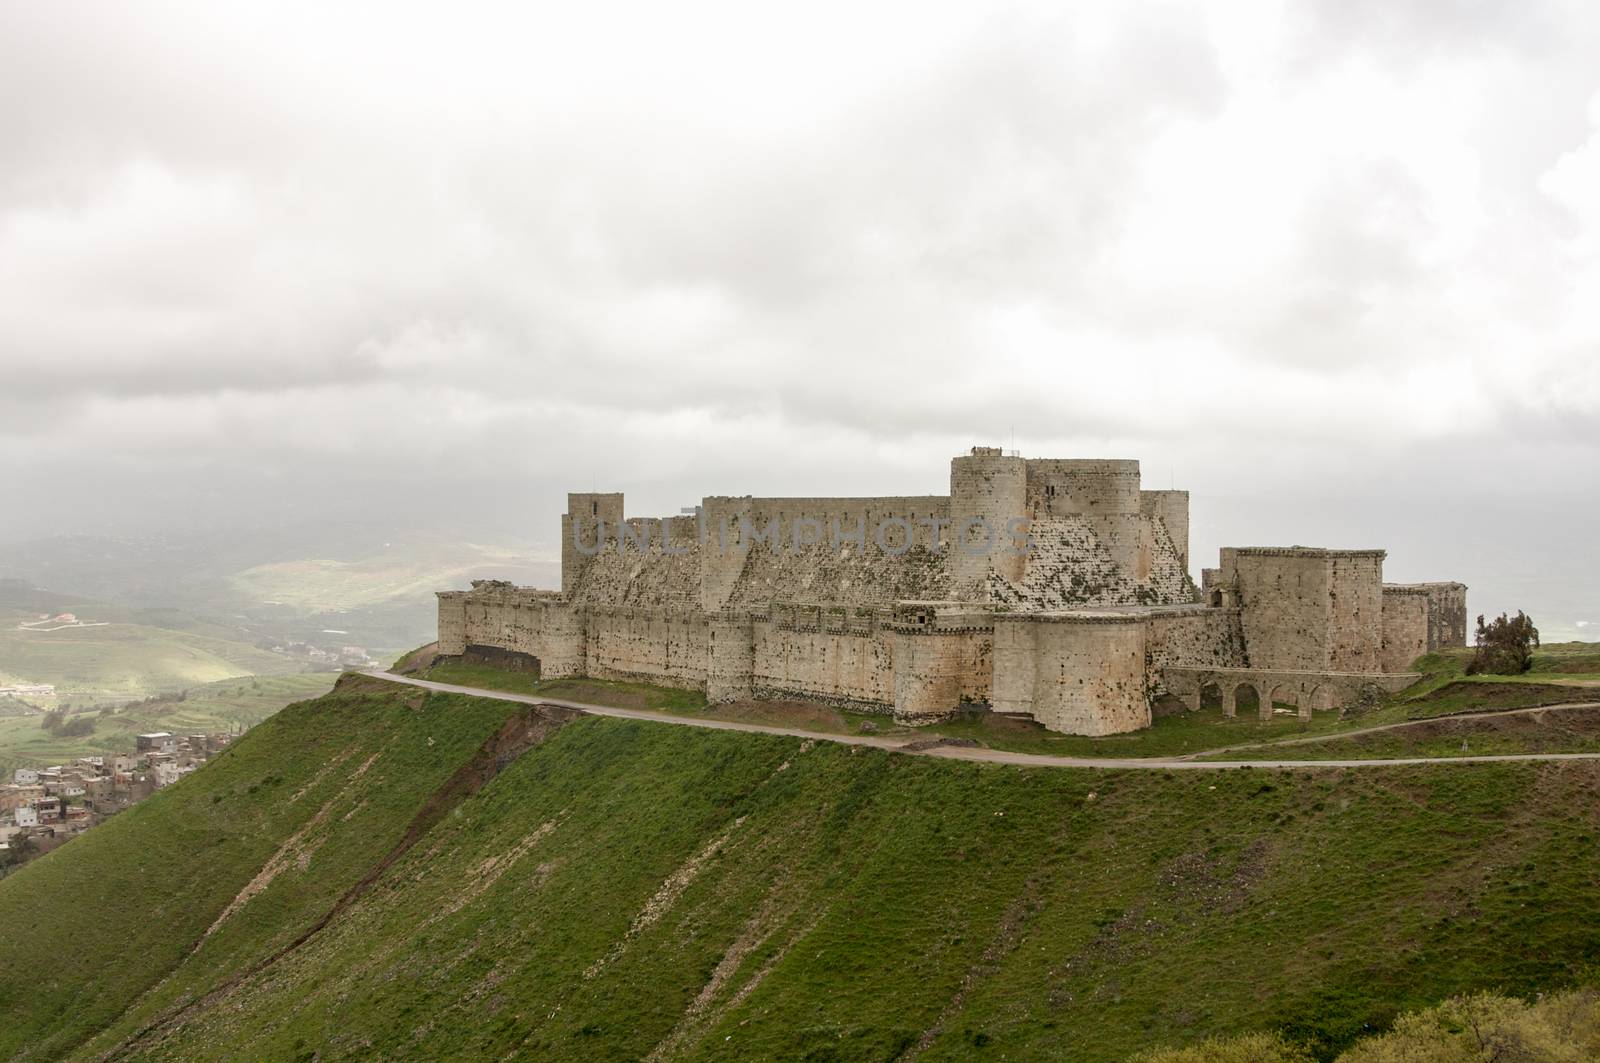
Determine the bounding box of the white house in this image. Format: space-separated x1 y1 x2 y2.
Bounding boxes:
13 768 38 786
14 806 38 828
136 733 177 756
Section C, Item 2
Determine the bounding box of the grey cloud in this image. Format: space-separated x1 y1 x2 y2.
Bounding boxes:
0 1 1596 640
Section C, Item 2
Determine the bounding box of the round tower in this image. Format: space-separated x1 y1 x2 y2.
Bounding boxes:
948 447 1028 595
1032 459 1143 579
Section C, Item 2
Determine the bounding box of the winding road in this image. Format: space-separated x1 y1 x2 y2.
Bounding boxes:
362 670 1600 772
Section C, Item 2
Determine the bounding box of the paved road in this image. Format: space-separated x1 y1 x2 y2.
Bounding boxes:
362 671 1600 772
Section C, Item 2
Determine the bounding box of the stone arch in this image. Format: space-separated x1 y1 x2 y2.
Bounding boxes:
1269 683 1297 712
1153 690 1192 718
1233 682 1261 720
1200 680 1223 712
1310 685 1337 712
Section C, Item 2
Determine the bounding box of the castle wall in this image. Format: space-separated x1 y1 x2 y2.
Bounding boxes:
1143 606 1246 693
441 584 587 677
1380 589 1428 674
1220 547 1388 673
583 607 710 689
706 613 756 703
1025 459 1144 580
748 614 896 709
704 496 951 552
1381 582 1468 672
1139 490 1190 572
698 497 752 613
990 617 1037 717
1222 548 1332 670
891 626 993 722
563 493 624 597
438 592 467 655
991 613 1149 735
702 495 953 610
948 448 1028 592
1327 551 1385 672
1424 583 1469 650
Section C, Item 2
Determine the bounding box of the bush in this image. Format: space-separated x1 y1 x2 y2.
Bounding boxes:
1139 990 1600 1061
1339 989 1600 1061
39 708 96 737
57 717 95 738
1133 1032 1315 1062
1467 612 1540 676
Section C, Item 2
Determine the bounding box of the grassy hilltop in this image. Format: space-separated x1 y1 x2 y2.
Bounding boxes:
3 677 1600 1061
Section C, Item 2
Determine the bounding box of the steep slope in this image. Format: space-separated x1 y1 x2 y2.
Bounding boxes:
0 677 568 1061
3 682 1600 1061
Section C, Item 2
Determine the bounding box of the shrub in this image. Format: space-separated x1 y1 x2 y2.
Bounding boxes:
1133 1032 1315 1062
1339 989 1600 1061
1139 990 1600 1061
1467 612 1540 676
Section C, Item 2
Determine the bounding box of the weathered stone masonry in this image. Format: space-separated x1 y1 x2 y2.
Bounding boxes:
438 449 1468 735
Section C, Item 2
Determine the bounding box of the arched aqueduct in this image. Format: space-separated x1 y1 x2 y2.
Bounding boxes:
1157 667 1414 721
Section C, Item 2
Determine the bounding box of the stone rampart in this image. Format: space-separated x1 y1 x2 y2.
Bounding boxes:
991 611 1150 735
1220 547 1387 673
1380 582 1469 671
750 626 894 710
1025 458 1144 578
1139 490 1190 571
949 448 1028 592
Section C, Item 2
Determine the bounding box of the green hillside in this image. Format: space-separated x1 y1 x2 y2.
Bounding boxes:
2 678 1599 1061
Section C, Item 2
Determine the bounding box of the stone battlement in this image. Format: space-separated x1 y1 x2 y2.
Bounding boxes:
1224 547 1388 559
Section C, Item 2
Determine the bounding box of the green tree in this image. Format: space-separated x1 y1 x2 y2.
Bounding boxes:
1467 611 1540 676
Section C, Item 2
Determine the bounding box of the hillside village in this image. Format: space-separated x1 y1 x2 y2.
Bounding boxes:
0 730 231 872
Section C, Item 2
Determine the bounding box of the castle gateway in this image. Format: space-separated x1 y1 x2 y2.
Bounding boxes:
437 448 1466 735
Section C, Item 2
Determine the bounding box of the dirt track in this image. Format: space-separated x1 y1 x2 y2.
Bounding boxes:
362 671 1600 772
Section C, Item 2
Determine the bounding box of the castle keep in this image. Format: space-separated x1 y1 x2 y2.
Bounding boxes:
437 449 1467 735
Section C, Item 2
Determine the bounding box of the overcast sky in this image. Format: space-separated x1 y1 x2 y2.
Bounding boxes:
1 1 1596 636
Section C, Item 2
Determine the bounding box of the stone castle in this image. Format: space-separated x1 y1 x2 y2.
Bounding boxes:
436 448 1467 735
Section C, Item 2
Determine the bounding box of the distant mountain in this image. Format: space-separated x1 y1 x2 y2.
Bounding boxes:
0 580 314 701
0 526 558 657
